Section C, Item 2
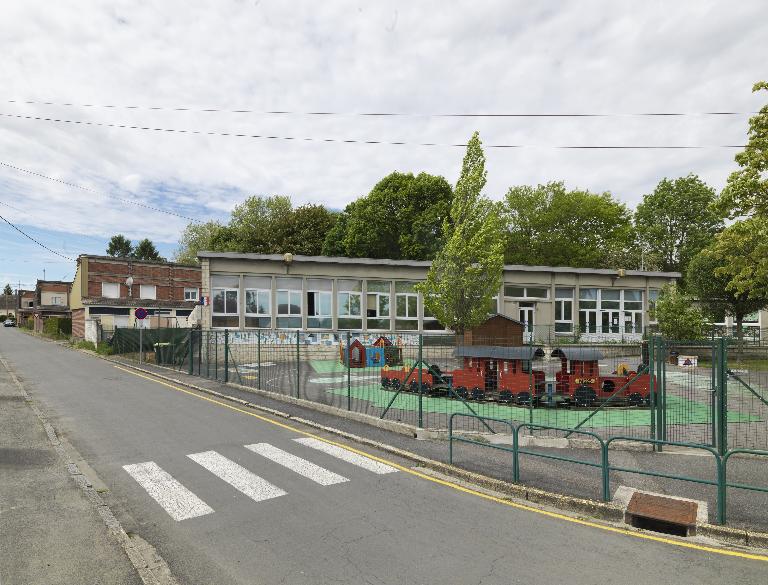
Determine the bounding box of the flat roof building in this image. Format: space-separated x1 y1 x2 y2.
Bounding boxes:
199 252 681 342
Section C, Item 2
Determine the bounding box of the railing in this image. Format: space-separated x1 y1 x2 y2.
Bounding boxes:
448 413 768 527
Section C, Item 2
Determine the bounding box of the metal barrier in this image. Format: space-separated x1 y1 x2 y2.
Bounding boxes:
605 436 724 524
515 424 609 501
448 413 516 479
722 449 768 525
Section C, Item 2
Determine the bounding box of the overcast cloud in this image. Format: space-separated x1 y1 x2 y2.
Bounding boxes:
1 1 766 286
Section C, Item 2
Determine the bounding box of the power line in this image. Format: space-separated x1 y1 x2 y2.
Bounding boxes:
0 112 748 149
0 212 74 261
5 98 756 118
0 160 199 222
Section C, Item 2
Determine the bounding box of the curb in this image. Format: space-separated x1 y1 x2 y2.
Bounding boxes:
105 357 768 550
0 349 179 585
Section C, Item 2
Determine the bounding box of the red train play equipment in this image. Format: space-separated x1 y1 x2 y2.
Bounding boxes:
380 346 546 404
552 347 653 407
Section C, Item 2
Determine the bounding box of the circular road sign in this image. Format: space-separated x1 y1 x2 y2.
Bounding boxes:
135 307 148 320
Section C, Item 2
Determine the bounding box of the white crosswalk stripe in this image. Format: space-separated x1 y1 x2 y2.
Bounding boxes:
293 438 398 475
123 461 214 521
187 450 287 502
245 443 349 486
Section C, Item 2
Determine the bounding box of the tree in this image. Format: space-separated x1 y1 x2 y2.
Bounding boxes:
709 217 768 299
503 182 635 268
106 234 133 257
3 284 12 296
227 195 293 253
277 204 338 256
717 81 768 219
133 238 163 261
654 284 707 340
326 172 453 260
687 246 768 350
635 174 723 276
174 221 229 264
322 203 355 256
417 132 505 334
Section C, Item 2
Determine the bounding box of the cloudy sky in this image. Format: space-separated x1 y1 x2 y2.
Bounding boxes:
1 1 766 289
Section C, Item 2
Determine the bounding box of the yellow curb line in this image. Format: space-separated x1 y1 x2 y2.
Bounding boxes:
114 365 768 563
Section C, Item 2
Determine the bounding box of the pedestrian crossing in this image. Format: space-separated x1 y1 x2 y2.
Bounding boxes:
122 439 398 521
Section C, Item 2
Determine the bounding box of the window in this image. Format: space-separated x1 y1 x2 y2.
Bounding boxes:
504 286 549 299
102 282 120 299
622 290 643 333
276 277 302 329
51 295 64 306
337 280 362 330
184 287 199 301
244 276 271 328
579 288 598 333
648 289 660 322
212 275 239 328
423 303 445 331
554 288 573 333
306 278 332 329
395 281 418 330
139 284 156 300
366 281 391 330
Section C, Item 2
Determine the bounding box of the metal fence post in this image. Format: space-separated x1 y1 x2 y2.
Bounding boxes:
224 329 229 383
649 336 656 441
418 333 423 429
296 330 300 398
188 330 194 375
257 330 262 389
346 331 351 411
717 337 728 456
214 331 219 380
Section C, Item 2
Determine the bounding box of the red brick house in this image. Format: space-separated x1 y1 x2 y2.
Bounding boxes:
70 255 202 340
31 280 72 332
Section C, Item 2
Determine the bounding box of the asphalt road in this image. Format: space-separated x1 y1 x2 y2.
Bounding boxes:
2 329 766 585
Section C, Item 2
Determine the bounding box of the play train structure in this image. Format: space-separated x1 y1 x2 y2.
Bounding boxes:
378 345 655 408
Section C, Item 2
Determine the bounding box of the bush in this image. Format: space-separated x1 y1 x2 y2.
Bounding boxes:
96 344 114 356
74 340 96 351
43 317 72 337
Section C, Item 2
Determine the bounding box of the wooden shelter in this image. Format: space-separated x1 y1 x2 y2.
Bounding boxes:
463 314 524 347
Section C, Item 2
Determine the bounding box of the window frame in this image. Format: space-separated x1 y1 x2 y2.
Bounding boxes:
184 287 199 301
503 285 550 300
102 282 120 299
139 284 157 300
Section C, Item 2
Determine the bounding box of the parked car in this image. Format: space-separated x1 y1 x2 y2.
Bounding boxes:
3 319 16 327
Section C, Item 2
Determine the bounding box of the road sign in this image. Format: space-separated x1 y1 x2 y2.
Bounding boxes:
135 307 148 320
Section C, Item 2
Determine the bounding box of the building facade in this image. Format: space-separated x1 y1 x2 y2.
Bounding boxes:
70 255 202 340
199 252 681 342
31 280 72 332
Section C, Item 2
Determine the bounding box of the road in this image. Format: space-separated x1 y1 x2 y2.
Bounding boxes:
2 328 766 585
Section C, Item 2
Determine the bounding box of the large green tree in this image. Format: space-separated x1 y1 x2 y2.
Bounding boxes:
417 132 505 334
3 284 12 296
635 174 723 276
323 172 453 260
276 204 338 256
133 238 163 261
717 81 768 219
174 221 230 264
709 217 768 300
106 234 133 257
227 195 293 253
687 246 767 349
654 284 707 340
503 182 635 268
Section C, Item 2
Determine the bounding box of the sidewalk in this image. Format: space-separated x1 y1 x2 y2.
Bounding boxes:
116 356 768 535
0 360 143 585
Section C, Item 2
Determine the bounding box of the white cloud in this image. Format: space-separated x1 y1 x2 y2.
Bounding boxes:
0 0 765 266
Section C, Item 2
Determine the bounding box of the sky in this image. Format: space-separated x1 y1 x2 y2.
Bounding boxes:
1 1 766 290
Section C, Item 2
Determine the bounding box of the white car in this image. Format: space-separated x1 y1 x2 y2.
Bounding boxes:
3 319 16 327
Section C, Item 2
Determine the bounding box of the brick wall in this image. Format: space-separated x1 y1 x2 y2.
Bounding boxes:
71 308 85 338
86 258 201 301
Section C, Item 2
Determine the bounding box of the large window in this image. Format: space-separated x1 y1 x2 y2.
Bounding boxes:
648 289 660 323
306 278 332 329
276 277 302 329
245 276 271 328
212 275 239 328
184 287 199 301
395 281 418 330
554 288 573 333
578 288 598 333
366 281 391 330
337 280 362 330
579 288 644 334
623 289 643 333
140 284 156 300
102 282 120 299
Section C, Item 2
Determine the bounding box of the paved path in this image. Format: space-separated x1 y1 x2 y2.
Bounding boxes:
2 329 766 585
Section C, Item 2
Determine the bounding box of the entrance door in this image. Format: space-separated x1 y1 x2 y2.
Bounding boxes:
579 310 597 334
601 310 621 334
519 303 535 343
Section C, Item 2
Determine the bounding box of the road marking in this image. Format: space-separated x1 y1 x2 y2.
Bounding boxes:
114 365 768 563
245 443 349 486
187 450 286 502
293 437 397 474
123 461 214 521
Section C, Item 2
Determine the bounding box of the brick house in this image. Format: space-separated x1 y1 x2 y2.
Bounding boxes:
70 255 202 340
31 280 72 332
16 289 36 325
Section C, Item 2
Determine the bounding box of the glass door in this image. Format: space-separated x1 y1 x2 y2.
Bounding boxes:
519 303 535 343
601 310 621 334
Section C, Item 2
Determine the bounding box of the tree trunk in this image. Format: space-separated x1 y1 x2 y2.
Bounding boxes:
735 313 744 357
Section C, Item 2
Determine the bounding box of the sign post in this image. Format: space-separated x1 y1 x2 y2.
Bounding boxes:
135 307 148 364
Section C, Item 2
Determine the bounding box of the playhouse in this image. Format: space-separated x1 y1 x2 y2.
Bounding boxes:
339 336 404 368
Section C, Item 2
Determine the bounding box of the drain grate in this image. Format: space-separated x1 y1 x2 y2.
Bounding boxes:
626 492 698 537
